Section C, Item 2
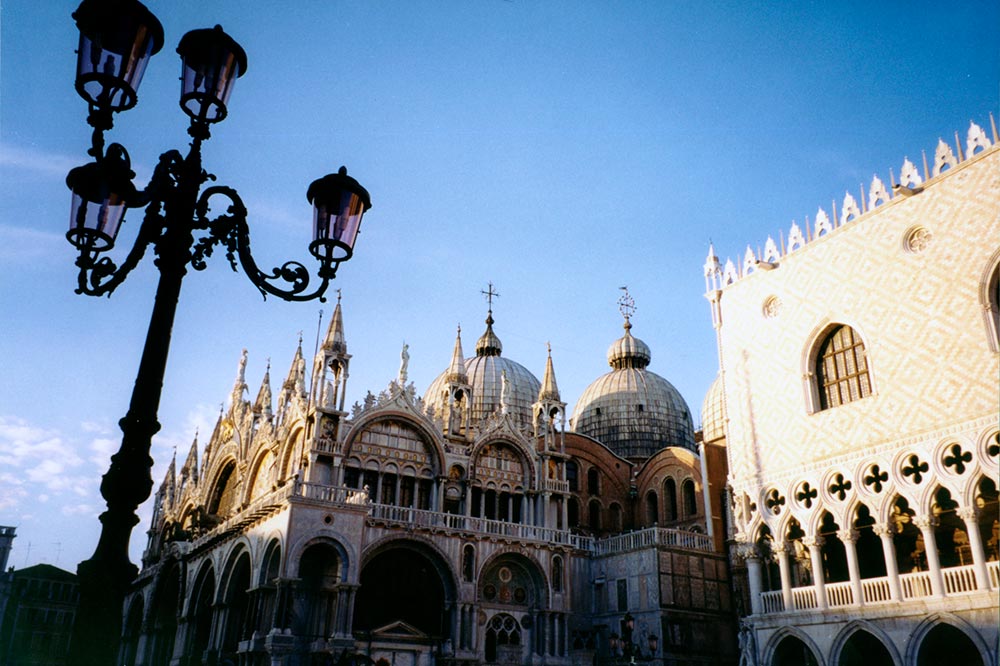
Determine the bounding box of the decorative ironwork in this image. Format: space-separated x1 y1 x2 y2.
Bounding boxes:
63 3 372 663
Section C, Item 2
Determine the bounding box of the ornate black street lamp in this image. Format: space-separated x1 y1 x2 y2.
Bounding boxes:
608 612 659 664
64 1 372 663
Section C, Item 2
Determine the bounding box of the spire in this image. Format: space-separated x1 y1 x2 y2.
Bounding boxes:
323 290 347 353
446 325 468 383
160 449 177 507
476 283 503 357
180 432 199 484
284 338 306 394
254 360 273 418
538 343 560 402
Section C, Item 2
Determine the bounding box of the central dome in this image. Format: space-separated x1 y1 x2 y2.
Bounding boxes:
425 312 541 430
572 318 695 459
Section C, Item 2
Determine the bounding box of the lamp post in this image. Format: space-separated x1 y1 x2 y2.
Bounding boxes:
609 612 659 665
64 1 372 663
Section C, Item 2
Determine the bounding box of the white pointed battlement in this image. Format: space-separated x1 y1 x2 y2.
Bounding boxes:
707 117 998 289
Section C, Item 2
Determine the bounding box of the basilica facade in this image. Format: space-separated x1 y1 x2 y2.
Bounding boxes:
120 118 999 666
123 294 734 666
704 119 1000 666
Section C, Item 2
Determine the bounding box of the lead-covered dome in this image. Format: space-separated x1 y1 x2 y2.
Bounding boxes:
701 374 727 444
425 312 541 431
571 319 695 459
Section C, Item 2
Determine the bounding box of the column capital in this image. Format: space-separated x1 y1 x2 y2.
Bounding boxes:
872 522 896 538
956 506 979 522
735 541 760 561
802 535 824 549
913 515 939 531
836 528 859 544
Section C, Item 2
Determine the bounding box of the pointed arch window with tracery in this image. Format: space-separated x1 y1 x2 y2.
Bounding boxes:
815 325 872 410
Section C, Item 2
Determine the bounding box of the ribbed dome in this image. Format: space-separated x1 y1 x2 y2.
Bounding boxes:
607 321 651 369
701 374 727 444
425 314 541 431
572 321 695 458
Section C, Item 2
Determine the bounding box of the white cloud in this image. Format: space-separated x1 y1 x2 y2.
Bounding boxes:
0 143 79 178
88 437 119 468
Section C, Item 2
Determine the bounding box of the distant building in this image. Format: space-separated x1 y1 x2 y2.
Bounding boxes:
124 294 734 665
703 119 999 666
0 526 15 640
0 562 79 666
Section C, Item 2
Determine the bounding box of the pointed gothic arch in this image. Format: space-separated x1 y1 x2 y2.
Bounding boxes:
832 621 899 666
907 614 990 666
764 627 822 666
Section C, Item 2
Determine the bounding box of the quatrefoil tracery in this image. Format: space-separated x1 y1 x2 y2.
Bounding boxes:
901 454 929 485
864 464 889 493
795 482 817 509
829 473 853 501
943 443 972 475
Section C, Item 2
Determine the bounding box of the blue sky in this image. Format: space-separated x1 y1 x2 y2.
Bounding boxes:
1 0 996 569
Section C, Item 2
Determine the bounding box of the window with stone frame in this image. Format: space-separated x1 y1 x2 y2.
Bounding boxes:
815 324 871 410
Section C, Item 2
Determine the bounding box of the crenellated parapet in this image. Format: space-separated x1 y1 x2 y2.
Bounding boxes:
704 117 999 291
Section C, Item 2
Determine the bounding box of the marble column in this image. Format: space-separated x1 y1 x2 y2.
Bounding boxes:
957 507 991 590
837 528 864 606
742 543 764 615
803 536 828 610
775 543 794 611
914 515 945 597
872 522 902 601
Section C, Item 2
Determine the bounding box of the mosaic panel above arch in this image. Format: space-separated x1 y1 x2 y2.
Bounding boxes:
348 418 439 474
474 441 529 488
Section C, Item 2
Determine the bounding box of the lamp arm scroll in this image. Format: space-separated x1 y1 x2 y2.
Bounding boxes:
73 150 184 297
194 185 332 303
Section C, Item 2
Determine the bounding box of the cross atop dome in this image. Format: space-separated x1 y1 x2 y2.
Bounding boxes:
618 286 636 327
482 281 500 313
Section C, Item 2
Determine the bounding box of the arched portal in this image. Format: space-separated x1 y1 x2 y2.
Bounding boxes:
148 562 181 666
121 596 144 666
219 551 251 661
252 540 282 636
771 634 820 666
838 629 894 666
187 564 216 665
916 623 984 666
296 542 344 641
354 543 452 640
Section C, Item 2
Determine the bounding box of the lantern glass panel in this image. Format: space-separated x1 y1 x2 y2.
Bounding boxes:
68 190 127 251
73 0 162 111
312 191 366 261
177 28 246 123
